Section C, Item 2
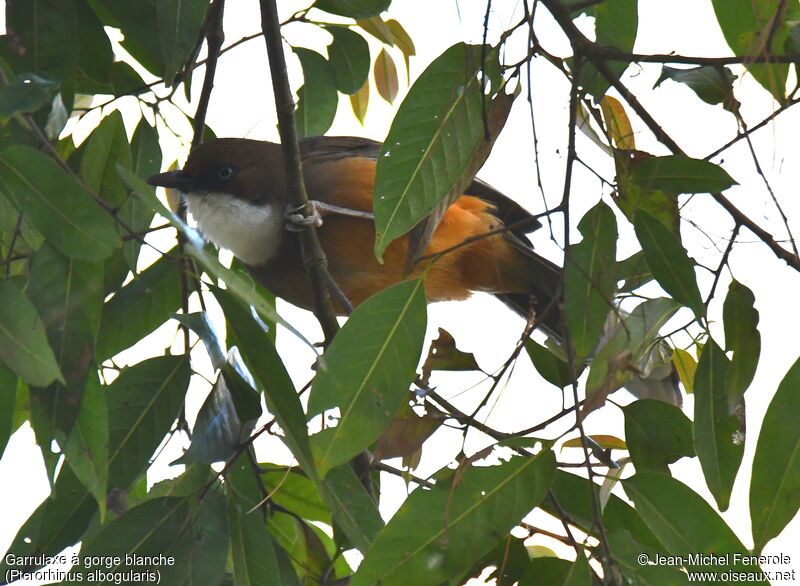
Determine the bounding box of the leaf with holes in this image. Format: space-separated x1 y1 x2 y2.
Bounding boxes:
723 280 760 401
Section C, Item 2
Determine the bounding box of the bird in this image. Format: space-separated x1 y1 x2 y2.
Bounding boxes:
147 136 564 337
147 136 680 405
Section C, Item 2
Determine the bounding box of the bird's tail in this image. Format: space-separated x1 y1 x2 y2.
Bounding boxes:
495 244 565 341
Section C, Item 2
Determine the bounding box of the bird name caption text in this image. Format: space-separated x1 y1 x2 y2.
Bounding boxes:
4 552 175 583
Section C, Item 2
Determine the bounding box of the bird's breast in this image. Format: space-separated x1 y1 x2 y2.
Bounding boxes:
185 191 284 266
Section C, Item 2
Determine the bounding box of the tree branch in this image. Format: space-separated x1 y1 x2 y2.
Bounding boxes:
539 0 800 273
259 0 341 344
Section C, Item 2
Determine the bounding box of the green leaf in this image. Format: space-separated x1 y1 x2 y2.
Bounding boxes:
80 110 132 207
710 0 799 103
1 0 78 107
1 356 189 572
628 155 737 195
0 146 120 261
579 0 638 98
624 399 694 474
351 450 556 586
723 280 760 400
564 201 618 360
106 355 190 488
0 191 44 257
605 529 691 585
617 250 653 292
225 454 301 583
26 245 103 438
64 374 109 520
122 119 161 269
524 339 571 388
327 26 370 95
0 362 18 459
463 536 529 585
294 48 338 138
519 554 593 585
313 0 390 19
750 356 800 552
373 43 512 261
260 467 330 524
0 74 59 118
214 288 315 474
75 0 115 89
172 312 227 369
89 0 163 76
322 464 385 550
634 211 705 318
0 280 63 387
219 289 382 554
172 373 246 466
624 473 765 580
96 253 182 359
228 492 283 585
156 0 207 84
546 470 664 553
308 279 427 476
693 338 744 511
131 119 164 179
0 467 95 576
654 65 738 110
62 497 189 584
158 491 229 586
586 297 680 397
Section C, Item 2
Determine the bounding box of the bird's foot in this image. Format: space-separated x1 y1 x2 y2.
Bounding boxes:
284 200 375 232
284 202 323 232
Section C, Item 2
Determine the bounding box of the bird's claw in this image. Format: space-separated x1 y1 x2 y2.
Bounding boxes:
284 202 323 232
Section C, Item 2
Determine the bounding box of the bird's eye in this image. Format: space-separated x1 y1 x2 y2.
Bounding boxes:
217 164 236 181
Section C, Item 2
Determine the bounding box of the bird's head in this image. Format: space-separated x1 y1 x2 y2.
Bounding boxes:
147 138 286 204
146 138 288 266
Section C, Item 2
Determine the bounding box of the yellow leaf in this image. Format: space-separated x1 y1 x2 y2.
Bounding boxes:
562 434 627 450
164 159 182 213
672 348 697 394
350 79 370 125
385 19 416 56
601 95 635 150
356 16 394 45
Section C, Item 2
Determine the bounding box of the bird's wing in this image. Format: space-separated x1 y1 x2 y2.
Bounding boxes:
299 135 543 235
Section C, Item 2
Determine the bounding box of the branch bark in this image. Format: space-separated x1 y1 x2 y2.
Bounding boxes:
259 0 340 344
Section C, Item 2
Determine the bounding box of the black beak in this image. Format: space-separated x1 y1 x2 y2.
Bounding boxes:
147 169 195 192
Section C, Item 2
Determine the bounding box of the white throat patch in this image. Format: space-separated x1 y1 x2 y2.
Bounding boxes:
185 191 283 266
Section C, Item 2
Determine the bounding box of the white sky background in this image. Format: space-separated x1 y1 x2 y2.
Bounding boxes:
2 0 800 582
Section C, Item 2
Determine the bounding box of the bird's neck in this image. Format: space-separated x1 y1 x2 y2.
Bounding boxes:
185 191 284 266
